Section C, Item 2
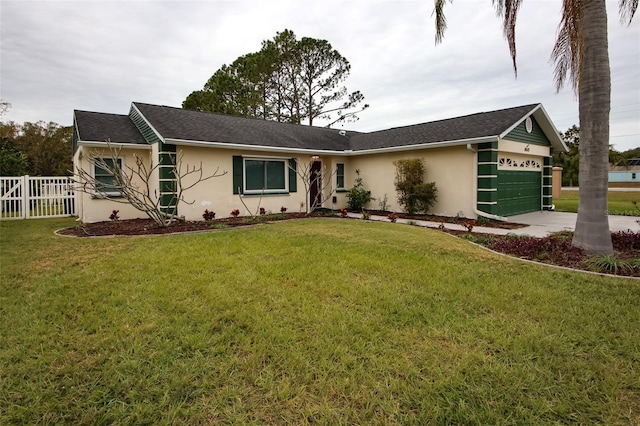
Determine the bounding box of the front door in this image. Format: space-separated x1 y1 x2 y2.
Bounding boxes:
310 161 322 209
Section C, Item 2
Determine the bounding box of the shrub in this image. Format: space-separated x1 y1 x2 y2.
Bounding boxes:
346 169 374 211
230 209 240 217
377 194 390 212
202 209 216 221
259 207 266 215
109 210 120 221
488 234 585 264
280 206 287 213
611 230 640 251
463 219 477 232
586 255 638 275
393 158 437 214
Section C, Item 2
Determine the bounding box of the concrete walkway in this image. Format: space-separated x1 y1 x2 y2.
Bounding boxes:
349 211 639 238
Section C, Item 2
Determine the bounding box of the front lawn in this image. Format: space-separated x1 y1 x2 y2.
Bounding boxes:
1 218 639 424
554 190 640 216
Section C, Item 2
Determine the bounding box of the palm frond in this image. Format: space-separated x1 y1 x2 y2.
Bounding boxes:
433 0 453 44
492 0 524 76
550 0 583 93
619 0 638 25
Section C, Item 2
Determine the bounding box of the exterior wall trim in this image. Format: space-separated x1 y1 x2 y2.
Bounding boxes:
164 136 500 157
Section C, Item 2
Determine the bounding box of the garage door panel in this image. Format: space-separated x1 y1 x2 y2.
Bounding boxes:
497 171 541 216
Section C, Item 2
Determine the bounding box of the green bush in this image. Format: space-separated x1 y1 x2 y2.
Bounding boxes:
346 169 374 211
393 158 438 214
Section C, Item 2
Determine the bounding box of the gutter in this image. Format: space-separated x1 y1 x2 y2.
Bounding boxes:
77 141 153 149
165 135 501 157
164 138 349 156
467 143 508 222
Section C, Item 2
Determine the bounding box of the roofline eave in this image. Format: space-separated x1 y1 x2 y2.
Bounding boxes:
350 136 500 155
166 135 501 156
77 140 153 150
165 138 352 156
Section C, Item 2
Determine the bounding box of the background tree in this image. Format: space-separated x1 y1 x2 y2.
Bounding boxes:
553 125 580 187
0 137 29 176
433 0 637 255
0 121 72 176
184 29 368 127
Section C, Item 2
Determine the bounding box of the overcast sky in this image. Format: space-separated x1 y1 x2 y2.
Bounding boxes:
1 0 638 151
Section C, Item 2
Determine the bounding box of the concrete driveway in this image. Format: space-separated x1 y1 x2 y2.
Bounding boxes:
508 211 639 237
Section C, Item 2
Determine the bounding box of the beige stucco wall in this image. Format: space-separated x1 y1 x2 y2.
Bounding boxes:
179 146 311 220
74 145 154 223
499 139 550 157
75 143 484 222
348 145 477 217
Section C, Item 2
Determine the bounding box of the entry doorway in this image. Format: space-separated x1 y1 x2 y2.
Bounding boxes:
310 161 322 209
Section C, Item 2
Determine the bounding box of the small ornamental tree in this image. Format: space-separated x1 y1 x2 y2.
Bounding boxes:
346 169 374 211
74 141 226 226
393 158 437 214
289 159 338 214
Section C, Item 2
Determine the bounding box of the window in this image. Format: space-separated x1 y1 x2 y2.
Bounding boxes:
336 163 345 190
632 172 637 180
233 156 297 195
244 158 288 194
93 158 122 196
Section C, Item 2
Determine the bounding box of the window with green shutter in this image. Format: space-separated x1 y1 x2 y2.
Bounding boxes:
93 158 122 197
243 158 288 194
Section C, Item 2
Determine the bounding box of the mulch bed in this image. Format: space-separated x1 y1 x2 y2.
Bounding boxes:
57 213 311 237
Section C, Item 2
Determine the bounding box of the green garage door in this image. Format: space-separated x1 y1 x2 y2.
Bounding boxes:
497 170 541 216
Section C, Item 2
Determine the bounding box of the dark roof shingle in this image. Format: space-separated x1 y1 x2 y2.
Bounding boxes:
349 104 539 150
75 103 547 153
133 103 354 151
74 110 148 145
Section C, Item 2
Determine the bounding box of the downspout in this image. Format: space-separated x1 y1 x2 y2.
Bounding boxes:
467 143 508 222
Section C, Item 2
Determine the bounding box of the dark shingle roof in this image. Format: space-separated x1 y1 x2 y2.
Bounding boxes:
75 102 549 153
349 104 539 150
132 103 353 151
74 110 147 145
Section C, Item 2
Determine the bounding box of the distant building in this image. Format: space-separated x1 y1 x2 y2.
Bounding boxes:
609 158 640 185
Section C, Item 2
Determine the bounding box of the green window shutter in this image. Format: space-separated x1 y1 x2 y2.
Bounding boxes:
233 156 243 194
288 158 297 193
336 163 345 189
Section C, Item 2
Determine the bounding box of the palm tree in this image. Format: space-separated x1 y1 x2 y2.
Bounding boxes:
433 0 637 255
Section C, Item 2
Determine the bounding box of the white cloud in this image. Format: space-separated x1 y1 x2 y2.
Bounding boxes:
1 0 638 150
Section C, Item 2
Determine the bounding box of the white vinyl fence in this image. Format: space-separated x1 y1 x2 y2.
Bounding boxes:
1 176 75 220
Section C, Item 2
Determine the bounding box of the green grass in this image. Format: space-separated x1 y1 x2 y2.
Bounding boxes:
1 218 639 424
554 190 640 216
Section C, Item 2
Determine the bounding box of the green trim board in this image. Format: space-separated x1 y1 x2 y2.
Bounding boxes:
542 156 553 210
129 106 161 144
158 144 178 215
504 116 550 146
476 141 499 215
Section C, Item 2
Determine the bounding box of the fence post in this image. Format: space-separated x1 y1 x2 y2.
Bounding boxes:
22 175 29 219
